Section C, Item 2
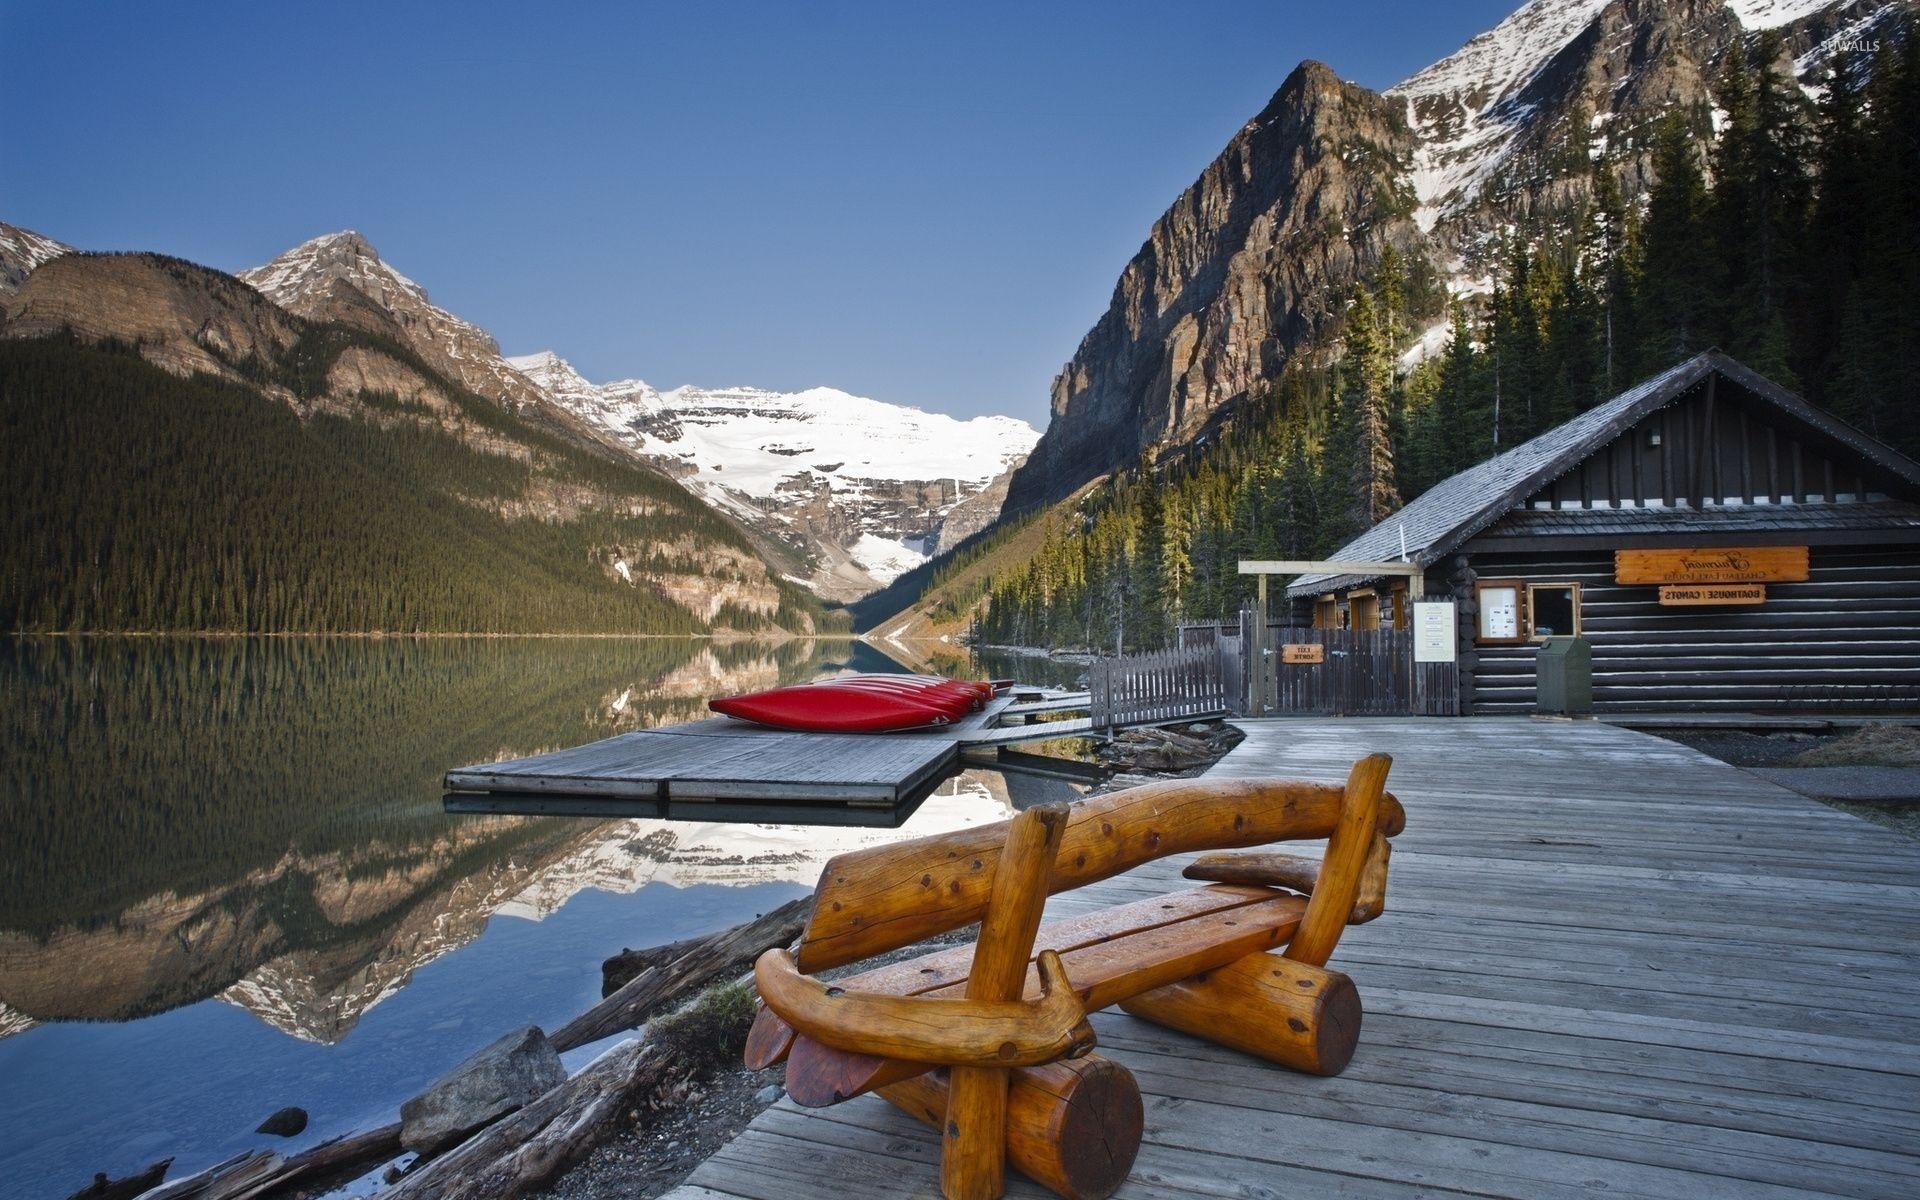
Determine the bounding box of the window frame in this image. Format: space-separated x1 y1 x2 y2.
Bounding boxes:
1526 581 1583 641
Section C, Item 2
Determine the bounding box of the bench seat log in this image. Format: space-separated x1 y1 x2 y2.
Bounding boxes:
1118 952 1362 1076
878 1056 1144 1200
1183 829 1392 923
777 887 1309 1106
747 885 1282 1072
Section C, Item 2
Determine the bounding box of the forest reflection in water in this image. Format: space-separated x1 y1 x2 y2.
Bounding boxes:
0 635 1082 1199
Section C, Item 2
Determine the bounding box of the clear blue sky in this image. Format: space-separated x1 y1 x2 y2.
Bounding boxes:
1 0 1516 423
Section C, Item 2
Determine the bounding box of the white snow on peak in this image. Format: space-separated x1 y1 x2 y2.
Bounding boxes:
0 220 73 293
240 230 430 312
1389 0 1611 233
0 222 71 270
508 350 1038 581
1724 0 1843 30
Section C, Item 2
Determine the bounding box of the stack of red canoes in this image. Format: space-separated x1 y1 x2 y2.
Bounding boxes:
708 673 1011 732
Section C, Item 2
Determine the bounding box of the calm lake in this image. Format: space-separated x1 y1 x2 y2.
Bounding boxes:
0 637 1087 1200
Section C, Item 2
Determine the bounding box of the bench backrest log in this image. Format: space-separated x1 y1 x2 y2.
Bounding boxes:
794 770 1406 973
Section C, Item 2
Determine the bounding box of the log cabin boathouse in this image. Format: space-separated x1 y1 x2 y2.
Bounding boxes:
1287 351 1920 714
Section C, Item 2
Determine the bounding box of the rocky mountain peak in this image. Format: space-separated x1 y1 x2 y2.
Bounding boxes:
241 230 433 322
1004 56 1422 513
0 220 73 296
241 231 568 423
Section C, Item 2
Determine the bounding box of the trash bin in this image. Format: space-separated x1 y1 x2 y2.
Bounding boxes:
1536 637 1593 716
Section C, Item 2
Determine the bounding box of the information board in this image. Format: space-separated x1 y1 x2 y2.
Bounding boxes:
1413 602 1457 662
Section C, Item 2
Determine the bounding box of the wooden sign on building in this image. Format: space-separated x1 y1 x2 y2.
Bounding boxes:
1658 584 1767 606
1615 546 1808 585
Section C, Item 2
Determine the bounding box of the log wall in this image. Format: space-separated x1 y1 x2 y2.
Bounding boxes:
1458 545 1920 713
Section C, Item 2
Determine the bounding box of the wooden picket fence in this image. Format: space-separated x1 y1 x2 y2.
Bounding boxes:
1089 645 1230 731
1177 612 1461 717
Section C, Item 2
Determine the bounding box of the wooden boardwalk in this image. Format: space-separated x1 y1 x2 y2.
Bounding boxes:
665 717 1920 1199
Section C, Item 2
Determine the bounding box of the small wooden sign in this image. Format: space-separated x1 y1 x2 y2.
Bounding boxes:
1658 583 1767 606
1616 546 1807 585
1281 643 1325 664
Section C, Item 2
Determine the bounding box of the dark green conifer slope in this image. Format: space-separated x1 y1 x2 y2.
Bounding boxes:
1 336 831 633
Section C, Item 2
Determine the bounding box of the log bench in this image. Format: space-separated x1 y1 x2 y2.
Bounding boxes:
746 755 1403 1200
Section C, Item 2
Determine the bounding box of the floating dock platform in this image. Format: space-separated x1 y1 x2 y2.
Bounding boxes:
442 691 1162 826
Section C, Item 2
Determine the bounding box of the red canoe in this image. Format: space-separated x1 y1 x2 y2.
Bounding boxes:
708 674 993 732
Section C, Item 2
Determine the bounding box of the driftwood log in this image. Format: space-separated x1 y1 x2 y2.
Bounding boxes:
382 1035 660 1200
553 896 810 1052
66 1158 170 1200
104 896 808 1200
130 1124 403 1200
601 935 704 995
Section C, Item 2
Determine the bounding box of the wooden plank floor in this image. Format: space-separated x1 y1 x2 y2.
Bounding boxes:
664 717 1920 1199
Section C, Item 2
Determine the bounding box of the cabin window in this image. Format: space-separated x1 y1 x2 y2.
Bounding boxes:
1528 583 1582 639
1313 597 1338 630
1349 590 1380 631
1475 580 1524 644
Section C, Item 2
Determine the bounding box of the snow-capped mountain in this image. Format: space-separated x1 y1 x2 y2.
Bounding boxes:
0 221 71 296
241 231 559 418
1005 0 1906 513
511 349 1037 596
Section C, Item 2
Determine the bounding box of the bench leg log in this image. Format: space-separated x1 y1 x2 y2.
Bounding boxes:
1118 953 1361 1076
878 1056 1144 1200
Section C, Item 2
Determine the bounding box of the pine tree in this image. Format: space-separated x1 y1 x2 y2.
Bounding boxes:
1636 111 1713 371
1322 289 1400 545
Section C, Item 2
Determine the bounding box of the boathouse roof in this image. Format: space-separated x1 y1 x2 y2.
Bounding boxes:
1288 351 1920 598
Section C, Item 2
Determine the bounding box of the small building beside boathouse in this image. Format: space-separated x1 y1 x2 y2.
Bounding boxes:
1286 352 1920 714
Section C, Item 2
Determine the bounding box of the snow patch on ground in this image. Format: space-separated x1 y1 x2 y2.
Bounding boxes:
1399 319 1454 371
1724 0 1842 30
849 533 928 584
1389 0 1611 234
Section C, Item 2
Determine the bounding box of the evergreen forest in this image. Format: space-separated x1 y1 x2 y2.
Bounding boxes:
1 336 831 634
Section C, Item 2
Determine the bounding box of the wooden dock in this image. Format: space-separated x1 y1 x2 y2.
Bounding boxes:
666 717 1920 1198
445 693 1129 824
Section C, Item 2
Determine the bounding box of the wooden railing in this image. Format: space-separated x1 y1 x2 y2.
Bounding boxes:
1089 646 1230 731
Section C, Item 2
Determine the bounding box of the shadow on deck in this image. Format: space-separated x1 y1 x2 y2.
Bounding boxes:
665 717 1920 1199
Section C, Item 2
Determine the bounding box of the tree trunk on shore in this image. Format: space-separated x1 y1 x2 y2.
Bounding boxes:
552 896 810 1052
380 1038 659 1200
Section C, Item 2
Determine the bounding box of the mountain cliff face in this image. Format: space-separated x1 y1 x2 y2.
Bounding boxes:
1003 0 1904 515
4 252 307 383
1005 60 1425 513
511 349 1037 597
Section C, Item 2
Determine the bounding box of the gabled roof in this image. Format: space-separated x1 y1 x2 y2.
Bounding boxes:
1288 351 1920 598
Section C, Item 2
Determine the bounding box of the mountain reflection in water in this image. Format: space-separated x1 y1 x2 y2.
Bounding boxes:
0 637 1082 1200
